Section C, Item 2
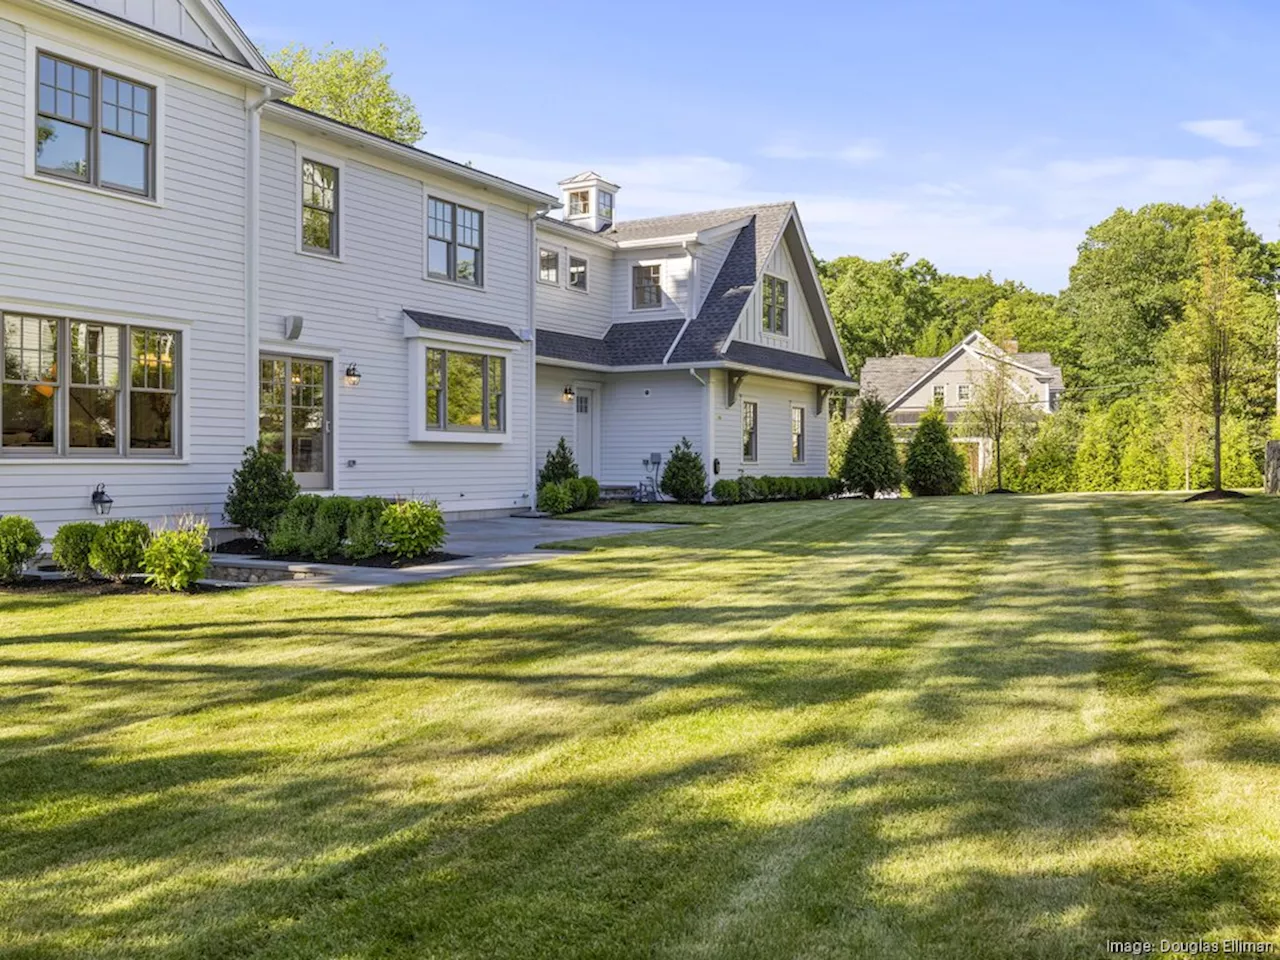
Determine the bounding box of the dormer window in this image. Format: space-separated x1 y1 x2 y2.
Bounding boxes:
633 264 662 310
568 191 590 216
599 190 614 222
762 275 788 335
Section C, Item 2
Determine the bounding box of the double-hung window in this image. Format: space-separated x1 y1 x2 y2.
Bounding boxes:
425 348 505 432
2 313 179 456
36 52 155 197
933 384 945 404
539 249 560 284
633 264 662 310
791 406 805 463
743 401 758 462
301 159 339 255
569 255 588 291
568 190 590 216
957 384 972 403
427 198 483 285
762 275 788 334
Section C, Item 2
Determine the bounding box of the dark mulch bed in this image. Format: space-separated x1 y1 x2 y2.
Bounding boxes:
1184 488 1249 502
4 576 238 596
213 540 466 569
986 488 1018 495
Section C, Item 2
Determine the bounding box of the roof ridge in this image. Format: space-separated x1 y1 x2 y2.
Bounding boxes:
609 201 793 231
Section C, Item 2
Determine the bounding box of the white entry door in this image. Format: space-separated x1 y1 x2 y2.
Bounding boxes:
575 387 596 476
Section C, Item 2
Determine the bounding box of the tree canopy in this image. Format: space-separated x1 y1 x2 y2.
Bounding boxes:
267 44 424 145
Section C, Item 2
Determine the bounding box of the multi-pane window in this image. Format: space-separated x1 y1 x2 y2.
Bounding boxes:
599 190 614 220
539 249 559 284
569 255 588 291
933 384 945 404
957 384 972 403
762 275 788 334
301 159 339 255
568 190 590 216
425 348 506 432
791 406 805 463
427 198 483 285
2 314 178 456
633 264 662 309
36 52 154 197
743 401 758 462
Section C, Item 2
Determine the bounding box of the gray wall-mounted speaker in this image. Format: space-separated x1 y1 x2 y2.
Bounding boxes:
283 315 305 340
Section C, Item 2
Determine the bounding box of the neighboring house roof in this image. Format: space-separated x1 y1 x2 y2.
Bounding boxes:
859 331 1064 409
404 309 523 343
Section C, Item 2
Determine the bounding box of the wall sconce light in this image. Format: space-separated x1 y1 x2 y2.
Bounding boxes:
344 363 362 387
562 385 576 402
91 483 113 516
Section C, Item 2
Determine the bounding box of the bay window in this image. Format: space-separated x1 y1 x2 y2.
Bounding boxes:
2 313 178 456
425 347 505 432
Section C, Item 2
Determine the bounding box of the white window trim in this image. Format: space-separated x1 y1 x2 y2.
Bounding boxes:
630 260 665 312
790 402 806 464
256 342 343 494
761 274 790 339
294 147 346 262
25 33 167 206
567 253 590 294
537 246 562 287
933 384 946 403
406 333 515 443
0 303 190 464
741 395 759 464
957 383 972 403
422 186 489 292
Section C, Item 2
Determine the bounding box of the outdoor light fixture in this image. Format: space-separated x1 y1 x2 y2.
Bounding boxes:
91 483 113 516
563 385 576 402
344 363 362 387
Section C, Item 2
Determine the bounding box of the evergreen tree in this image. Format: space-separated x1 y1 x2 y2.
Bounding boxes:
1220 416 1262 488
1021 409 1080 493
1073 406 1118 491
904 404 967 496
841 396 903 498
1117 404 1168 491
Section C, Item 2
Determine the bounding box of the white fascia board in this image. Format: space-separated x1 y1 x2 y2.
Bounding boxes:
25 0 293 94
536 218 616 248
784 207 851 377
614 233 701 250
265 103 557 208
202 0 277 75
533 356 852 387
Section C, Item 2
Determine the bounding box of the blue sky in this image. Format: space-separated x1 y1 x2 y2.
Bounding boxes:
231 0 1280 293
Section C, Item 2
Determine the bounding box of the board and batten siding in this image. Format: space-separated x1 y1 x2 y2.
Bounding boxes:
712 370 829 479
598 371 706 487
0 13 251 534
258 123 537 515
533 231 615 341
728 238 825 359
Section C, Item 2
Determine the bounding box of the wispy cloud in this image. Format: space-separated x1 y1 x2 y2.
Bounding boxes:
1180 119 1261 148
758 139 884 164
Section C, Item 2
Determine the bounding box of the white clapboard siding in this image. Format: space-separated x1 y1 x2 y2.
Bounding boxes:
598 371 706 487
693 228 739 317
535 365 578 467
533 232 616 340
258 126 536 515
712 371 829 479
728 238 825 359
0 16 250 534
612 249 690 322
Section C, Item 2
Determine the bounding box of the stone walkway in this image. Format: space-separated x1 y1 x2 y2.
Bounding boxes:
209 517 673 593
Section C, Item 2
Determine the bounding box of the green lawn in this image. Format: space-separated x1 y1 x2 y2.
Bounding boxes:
4 495 1280 958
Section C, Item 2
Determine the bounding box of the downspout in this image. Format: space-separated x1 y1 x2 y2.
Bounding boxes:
689 367 714 499
527 209 541 509
244 85 273 445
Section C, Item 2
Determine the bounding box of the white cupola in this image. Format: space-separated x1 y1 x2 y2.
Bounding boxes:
558 171 619 232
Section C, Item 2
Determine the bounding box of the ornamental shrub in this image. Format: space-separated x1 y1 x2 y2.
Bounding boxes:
580 476 601 508
224 445 299 542
89 519 151 582
306 496 355 561
143 519 210 592
755 476 776 500
537 481 573 516
660 438 708 504
0 515 43 582
345 497 387 561
539 438 579 488
904 404 967 497
712 479 740 504
738 475 760 502
52 521 99 581
564 478 589 511
841 396 903 498
378 499 447 559
267 495 322 557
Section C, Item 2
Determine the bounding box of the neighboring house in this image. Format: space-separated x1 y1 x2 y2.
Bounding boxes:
533 176 852 490
1 0 852 534
859 331 1063 478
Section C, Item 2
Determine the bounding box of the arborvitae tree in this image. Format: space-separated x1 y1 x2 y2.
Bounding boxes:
1220 416 1262 488
1117 405 1168 491
904 404 967 496
1073 406 1118 491
841 396 903 497
538 437 579 488
1020 410 1080 493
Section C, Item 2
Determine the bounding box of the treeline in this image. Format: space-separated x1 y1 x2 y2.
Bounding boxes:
819 198 1280 491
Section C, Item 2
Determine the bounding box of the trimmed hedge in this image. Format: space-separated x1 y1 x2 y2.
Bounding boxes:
712 475 843 504
52 522 99 582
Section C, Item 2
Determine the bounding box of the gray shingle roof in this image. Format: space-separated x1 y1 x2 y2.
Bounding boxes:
404 309 523 343
601 202 792 245
721 342 853 383
536 330 611 366
858 356 939 404
1013 352 1065 390
536 321 688 367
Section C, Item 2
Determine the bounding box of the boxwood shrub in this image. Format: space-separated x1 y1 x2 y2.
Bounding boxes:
89 519 151 582
378 499 446 560
712 475 842 505
52 521 100 581
0 515 44 583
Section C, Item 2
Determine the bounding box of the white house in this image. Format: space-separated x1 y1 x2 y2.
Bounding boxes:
0 0 851 535
859 331 1063 478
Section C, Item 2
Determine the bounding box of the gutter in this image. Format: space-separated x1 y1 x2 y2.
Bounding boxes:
244 84 273 444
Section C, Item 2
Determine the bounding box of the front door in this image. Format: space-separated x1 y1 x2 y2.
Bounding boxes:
575 387 595 476
260 355 332 490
